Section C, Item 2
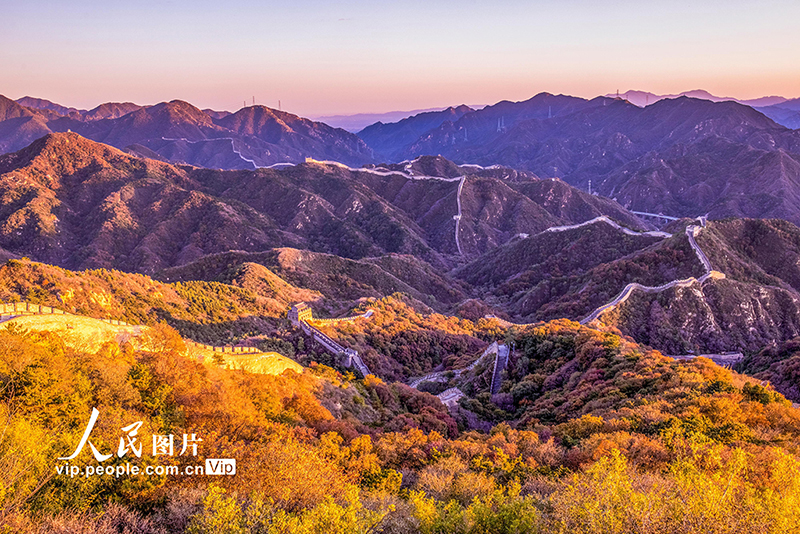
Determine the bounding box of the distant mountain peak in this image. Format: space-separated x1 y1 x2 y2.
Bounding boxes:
607 89 789 109
0 94 36 121
219 105 303 134
681 89 717 99
150 100 213 123
83 102 143 120
16 96 84 116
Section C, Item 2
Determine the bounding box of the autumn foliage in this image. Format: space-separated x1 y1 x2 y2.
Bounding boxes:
2 316 800 533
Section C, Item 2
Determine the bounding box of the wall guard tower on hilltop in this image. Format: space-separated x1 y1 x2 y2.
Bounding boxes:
288 302 314 324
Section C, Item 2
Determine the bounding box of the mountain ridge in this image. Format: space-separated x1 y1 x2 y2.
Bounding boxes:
357 95 800 224
603 89 790 108
0 133 647 273
6 132 800 405
0 95 374 170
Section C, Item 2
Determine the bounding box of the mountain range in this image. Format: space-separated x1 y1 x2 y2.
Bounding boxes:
0 94 373 170
5 92 800 379
0 133 645 274
358 105 474 160
5 92 800 225
604 89 789 108
357 93 800 224
601 89 800 130
6 131 800 391
601 90 800 130
755 98 800 130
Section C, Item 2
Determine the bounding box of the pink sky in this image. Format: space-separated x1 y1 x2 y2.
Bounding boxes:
2 0 798 116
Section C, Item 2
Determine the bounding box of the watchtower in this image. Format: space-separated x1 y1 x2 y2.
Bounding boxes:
288 303 313 326
341 348 357 367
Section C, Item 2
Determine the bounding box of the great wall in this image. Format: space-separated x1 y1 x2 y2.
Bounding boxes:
283 212 739 405
481 216 683 330
285 302 511 390
490 344 510 395
408 341 501 388
479 216 715 329
543 215 672 239
405 341 512 406
306 158 470 256
454 176 466 255
482 216 743 368
579 223 723 324
0 301 260 354
289 302 373 377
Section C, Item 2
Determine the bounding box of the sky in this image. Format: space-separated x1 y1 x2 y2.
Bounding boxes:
1 0 799 117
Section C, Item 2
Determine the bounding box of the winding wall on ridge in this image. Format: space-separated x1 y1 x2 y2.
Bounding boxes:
290 304 374 377
580 224 723 325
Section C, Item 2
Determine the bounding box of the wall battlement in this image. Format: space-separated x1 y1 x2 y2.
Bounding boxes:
0 301 259 354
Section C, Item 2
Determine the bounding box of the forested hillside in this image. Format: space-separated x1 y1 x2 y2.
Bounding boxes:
3 315 800 533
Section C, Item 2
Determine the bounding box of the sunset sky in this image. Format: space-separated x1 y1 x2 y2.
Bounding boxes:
2 0 798 116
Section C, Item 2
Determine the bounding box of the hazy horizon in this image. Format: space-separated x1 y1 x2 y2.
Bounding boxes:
8 88 797 120
3 0 799 116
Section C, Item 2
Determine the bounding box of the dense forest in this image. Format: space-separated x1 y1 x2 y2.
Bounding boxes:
2 314 799 533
